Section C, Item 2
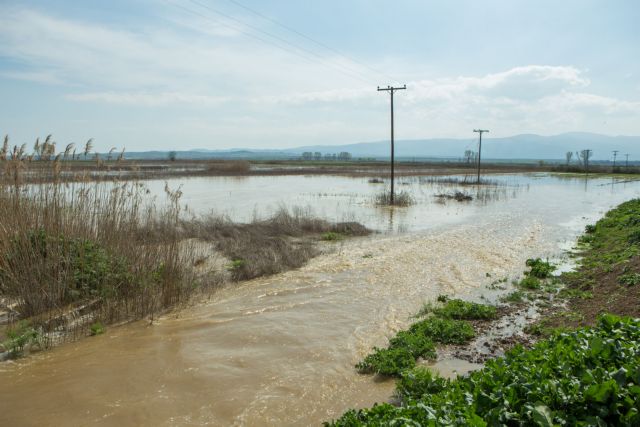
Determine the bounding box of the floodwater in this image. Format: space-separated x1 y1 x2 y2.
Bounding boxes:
1 173 639 426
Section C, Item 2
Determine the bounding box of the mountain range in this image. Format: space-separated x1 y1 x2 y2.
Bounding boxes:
123 132 640 162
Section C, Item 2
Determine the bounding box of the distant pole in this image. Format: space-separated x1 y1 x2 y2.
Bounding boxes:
473 129 489 184
626 154 630 168
612 150 619 169
378 84 407 205
583 149 593 174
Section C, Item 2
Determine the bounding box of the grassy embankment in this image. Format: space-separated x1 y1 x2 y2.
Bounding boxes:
0 138 369 359
327 199 640 426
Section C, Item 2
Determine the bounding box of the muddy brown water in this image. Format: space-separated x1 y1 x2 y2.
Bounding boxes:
1 174 639 426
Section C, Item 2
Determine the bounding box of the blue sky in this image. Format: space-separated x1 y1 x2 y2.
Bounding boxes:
1 0 639 152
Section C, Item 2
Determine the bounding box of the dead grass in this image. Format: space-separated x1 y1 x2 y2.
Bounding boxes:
181 207 370 281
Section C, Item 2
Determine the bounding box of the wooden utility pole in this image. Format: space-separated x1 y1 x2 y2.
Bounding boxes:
626 154 630 168
473 129 489 184
612 150 619 170
377 85 406 205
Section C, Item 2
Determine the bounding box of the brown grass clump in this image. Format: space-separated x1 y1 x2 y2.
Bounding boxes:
181 207 371 281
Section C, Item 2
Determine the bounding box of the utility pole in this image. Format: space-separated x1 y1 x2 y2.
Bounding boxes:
473 129 489 184
583 149 593 174
377 84 406 205
612 150 619 169
626 154 630 168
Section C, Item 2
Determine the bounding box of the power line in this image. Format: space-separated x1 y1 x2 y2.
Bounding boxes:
178 0 378 85
224 0 401 84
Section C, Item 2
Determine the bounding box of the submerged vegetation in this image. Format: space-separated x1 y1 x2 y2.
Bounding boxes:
374 190 415 207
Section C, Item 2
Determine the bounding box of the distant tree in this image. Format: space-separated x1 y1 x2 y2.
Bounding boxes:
338 151 352 161
565 151 573 166
314 152 322 161
464 150 475 164
324 153 333 161
168 151 177 162
302 152 313 161
331 153 337 160
579 149 593 170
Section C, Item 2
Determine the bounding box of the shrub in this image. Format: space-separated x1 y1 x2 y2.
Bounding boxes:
374 190 414 207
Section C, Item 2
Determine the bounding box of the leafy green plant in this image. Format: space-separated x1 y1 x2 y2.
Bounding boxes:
329 315 640 426
430 298 497 320
619 272 640 287
355 347 416 376
90 321 105 336
1 321 40 358
227 259 246 271
410 317 475 345
525 258 556 278
519 275 542 290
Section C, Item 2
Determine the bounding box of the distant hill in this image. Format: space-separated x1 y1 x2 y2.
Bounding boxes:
121 133 640 161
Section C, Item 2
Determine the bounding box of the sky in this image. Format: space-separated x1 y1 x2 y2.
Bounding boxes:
0 0 639 152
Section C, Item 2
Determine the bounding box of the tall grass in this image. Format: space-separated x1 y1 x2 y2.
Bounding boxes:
0 138 196 348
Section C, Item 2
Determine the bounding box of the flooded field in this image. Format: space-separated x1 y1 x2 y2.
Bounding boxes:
1 173 639 426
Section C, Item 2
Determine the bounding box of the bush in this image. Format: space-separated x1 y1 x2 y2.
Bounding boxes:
89 321 105 336
321 232 343 241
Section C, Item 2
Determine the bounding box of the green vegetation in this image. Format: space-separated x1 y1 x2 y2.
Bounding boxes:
428 298 497 320
328 315 640 426
1 321 41 358
525 257 556 278
501 290 525 303
518 275 542 290
89 321 105 336
619 272 640 287
321 231 343 241
356 299 493 377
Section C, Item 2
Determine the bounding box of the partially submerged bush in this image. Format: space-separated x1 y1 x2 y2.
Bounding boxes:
374 190 414 207
1 320 41 358
410 317 475 345
395 366 448 401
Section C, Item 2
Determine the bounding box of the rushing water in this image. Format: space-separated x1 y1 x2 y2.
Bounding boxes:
1 174 639 426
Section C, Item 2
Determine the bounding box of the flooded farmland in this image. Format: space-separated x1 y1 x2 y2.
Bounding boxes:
1 173 639 426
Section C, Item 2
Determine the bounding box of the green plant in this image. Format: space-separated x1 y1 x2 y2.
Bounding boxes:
410 317 475 345
519 275 542 290
227 259 246 271
619 272 640 287
501 290 525 303
395 366 448 401
355 347 416 376
525 258 556 278
329 315 640 426
321 231 343 241
90 321 105 336
1 321 40 357
430 298 497 320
